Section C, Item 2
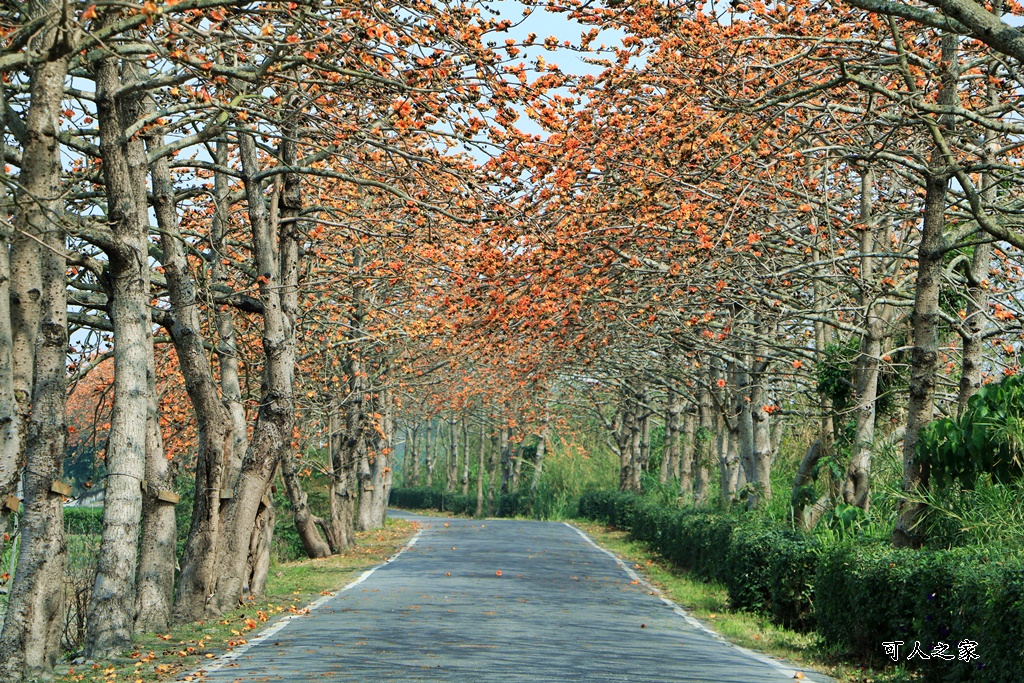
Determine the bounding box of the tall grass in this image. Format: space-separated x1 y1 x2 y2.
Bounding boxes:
529 428 618 519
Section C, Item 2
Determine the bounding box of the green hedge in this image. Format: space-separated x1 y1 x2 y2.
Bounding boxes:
389 487 532 519
577 491 816 630
577 491 1024 681
64 506 104 535
816 543 1024 681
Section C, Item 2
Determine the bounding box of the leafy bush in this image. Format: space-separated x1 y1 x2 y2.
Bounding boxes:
579 492 818 630
815 543 1024 680
918 373 1024 487
389 487 443 511
577 490 1024 679
390 487 489 516
766 532 818 630
64 506 104 536
390 486 562 520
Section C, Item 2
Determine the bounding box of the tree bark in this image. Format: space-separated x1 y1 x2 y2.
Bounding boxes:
0 14 70 676
677 403 695 504
498 428 512 512
161 139 235 621
636 389 651 491
844 168 882 511
446 418 458 493
85 48 154 659
792 440 824 530
211 140 248 491
136 118 179 625
409 424 420 486
475 422 486 516
748 357 772 510
461 417 470 496
893 33 956 548
486 428 498 516
0 240 67 680
529 419 548 498
275 129 330 558
734 360 754 496
281 445 331 557
692 386 712 507
325 406 356 553
246 493 275 596
211 129 298 612
0 91 21 566
135 331 175 632
661 386 680 486
957 55 999 414
511 437 525 490
357 378 393 531
424 421 434 487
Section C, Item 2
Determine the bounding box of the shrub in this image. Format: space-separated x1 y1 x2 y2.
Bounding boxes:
815 543 1024 681
64 506 104 536
389 487 443 511
576 489 1024 680
578 493 817 629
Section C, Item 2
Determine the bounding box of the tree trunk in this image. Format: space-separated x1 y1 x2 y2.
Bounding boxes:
957 68 998 415
893 34 956 549
0 21 69 678
486 429 498 516
211 129 298 613
211 139 248 493
844 168 881 511
357 379 393 531
135 95 181 629
274 118 330 556
86 50 153 659
424 422 434 487
734 361 754 496
498 428 512 513
720 417 740 506
893 168 946 547
661 387 680 486
475 422 486 517
530 420 548 497
792 440 824 530
408 424 419 486
461 418 470 496
678 404 695 504
748 358 772 510
445 418 457 493
616 380 645 494
0 246 67 679
162 150 235 622
325 408 355 553
636 391 651 491
692 386 712 507
246 492 275 596
281 445 331 557
134 326 176 632
511 438 525 490
0 94 21 567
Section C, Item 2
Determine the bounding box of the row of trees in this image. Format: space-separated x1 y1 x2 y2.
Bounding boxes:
0 0 552 678
391 0 1024 546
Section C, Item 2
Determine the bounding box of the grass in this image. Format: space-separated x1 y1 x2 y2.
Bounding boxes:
573 521 920 683
54 517 418 683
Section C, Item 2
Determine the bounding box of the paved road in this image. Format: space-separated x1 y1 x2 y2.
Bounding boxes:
197 513 830 682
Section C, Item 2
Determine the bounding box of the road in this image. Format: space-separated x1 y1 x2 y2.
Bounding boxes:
196 512 830 682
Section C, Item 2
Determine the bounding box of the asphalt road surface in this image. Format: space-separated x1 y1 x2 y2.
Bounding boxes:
196 512 831 682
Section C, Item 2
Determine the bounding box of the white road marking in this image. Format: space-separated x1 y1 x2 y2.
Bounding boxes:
181 527 423 680
565 522 825 682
